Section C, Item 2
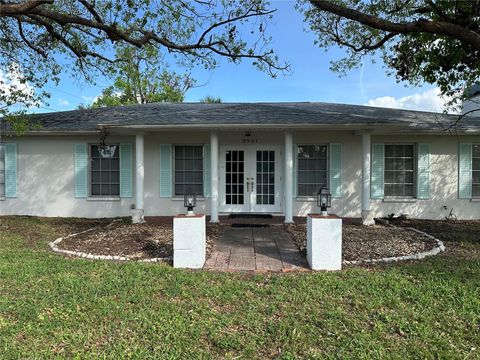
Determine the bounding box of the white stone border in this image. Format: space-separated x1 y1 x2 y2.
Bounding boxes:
343 223 446 265
48 220 172 263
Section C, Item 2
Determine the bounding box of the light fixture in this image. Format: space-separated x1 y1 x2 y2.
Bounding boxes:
184 192 197 216
317 188 331 216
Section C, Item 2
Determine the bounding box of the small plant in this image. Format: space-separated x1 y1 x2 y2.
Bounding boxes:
398 213 409 221
443 206 458 221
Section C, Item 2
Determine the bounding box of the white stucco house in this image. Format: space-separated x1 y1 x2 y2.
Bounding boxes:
0 100 479 224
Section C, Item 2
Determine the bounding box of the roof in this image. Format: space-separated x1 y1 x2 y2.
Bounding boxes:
466 84 480 99
2 102 479 134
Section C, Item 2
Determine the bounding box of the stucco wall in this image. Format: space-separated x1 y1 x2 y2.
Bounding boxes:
1 131 479 220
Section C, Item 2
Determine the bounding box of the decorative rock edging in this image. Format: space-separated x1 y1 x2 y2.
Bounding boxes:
343 224 446 265
48 220 172 263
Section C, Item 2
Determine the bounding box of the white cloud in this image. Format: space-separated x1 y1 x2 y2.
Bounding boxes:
58 98 70 106
365 88 461 114
81 95 95 102
0 66 38 108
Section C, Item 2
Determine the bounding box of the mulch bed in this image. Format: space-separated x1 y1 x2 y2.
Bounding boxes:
58 220 220 261
285 223 438 262
389 218 480 260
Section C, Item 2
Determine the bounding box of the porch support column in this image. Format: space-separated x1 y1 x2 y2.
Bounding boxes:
133 133 145 224
210 131 219 223
284 131 294 223
361 133 374 225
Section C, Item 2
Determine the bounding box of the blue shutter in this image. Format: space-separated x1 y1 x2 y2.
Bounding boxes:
160 144 172 197
5 143 17 198
292 144 297 198
371 143 384 199
329 143 342 198
74 144 87 198
417 143 430 200
119 144 132 198
203 144 211 198
459 143 472 199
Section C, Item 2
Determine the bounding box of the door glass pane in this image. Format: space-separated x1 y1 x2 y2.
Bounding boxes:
225 150 244 205
255 150 275 205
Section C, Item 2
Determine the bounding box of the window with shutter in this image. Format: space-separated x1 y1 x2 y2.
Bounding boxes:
473 144 480 197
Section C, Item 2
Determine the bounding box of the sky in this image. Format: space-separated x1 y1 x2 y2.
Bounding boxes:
14 1 457 114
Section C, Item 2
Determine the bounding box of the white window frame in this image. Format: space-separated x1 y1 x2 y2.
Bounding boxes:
296 143 330 198
473 143 480 198
0 143 5 199
383 143 417 199
173 144 204 197
88 143 121 198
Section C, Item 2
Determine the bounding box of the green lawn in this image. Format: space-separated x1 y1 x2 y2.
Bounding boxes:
0 217 479 359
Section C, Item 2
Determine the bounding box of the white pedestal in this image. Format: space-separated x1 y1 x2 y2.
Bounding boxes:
307 214 342 270
173 214 206 269
131 209 144 224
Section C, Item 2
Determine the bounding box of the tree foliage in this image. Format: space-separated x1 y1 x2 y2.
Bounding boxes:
89 46 194 107
301 0 480 107
0 0 285 115
199 95 222 103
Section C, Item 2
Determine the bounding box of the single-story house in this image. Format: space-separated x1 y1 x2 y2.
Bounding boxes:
1 99 479 224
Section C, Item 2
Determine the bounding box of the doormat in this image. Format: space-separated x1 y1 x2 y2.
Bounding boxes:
228 214 273 219
231 223 271 228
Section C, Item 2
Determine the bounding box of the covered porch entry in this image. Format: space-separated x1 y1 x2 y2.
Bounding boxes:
209 130 295 222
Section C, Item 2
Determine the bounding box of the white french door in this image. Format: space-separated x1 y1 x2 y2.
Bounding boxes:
219 146 282 213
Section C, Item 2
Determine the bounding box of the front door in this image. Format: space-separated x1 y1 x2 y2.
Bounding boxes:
219 146 282 213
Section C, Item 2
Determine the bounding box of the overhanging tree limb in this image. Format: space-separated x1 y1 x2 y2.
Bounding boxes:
1 1 287 73
309 0 480 50
0 0 53 15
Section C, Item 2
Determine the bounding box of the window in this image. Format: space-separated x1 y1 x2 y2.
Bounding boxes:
90 144 120 196
174 145 203 196
473 144 480 197
297 145 328 197
0 143 4 197
384 144 415 197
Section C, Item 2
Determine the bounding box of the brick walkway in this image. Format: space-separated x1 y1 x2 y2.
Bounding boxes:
204 226 309 272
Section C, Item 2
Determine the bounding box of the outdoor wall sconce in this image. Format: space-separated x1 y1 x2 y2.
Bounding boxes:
317 188 331 216
184 193 197 216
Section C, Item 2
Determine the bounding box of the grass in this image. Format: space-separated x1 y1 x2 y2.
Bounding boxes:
0 216 479 359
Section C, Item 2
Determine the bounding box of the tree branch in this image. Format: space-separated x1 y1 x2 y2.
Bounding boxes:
444 108 480 131
309 0 480 50
16 17 48 58
1 4 286 72
77 0 104 24
26 14 114 63
0 0 53 15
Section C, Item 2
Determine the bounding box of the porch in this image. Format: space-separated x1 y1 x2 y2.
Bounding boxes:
128 129 376 225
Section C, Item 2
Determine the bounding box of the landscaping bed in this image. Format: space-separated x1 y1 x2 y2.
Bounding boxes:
57 220 219 261
285 223 438 262
389 218 480 259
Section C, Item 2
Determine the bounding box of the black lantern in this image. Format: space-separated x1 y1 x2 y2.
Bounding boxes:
184 193 197 216
317 188 331 216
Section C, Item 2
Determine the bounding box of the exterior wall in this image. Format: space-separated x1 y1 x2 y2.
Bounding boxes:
292 131 362 218
0 133 212 218
1 131 479 220
369 135 479 220
0 135 136 218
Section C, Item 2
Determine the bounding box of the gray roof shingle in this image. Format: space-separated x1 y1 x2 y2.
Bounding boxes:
2 102 479 133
